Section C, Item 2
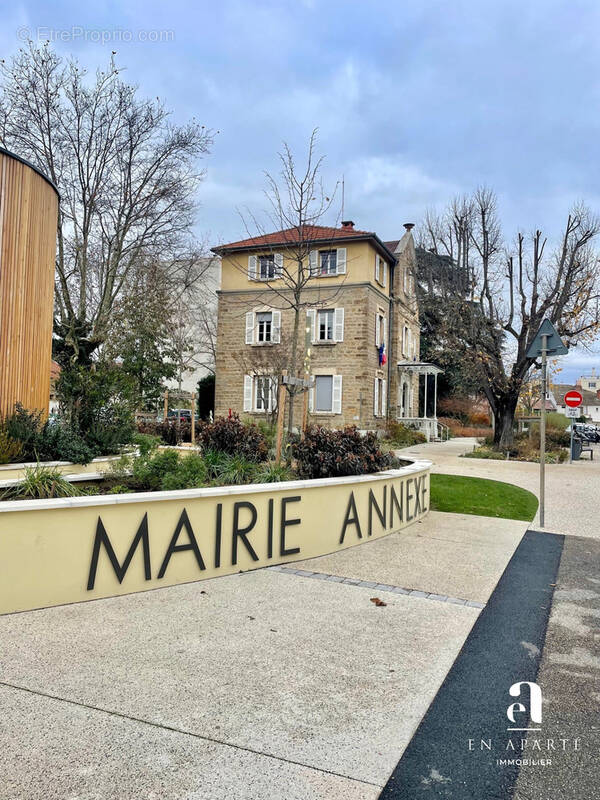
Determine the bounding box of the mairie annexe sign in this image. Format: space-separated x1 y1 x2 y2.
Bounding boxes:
88 473 429 590
0 466 430 614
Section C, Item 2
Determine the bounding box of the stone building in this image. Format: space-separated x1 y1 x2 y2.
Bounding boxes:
212 221 440 434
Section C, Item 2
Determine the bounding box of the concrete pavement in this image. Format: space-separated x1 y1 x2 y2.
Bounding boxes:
399 438 600 538
0 511 527 799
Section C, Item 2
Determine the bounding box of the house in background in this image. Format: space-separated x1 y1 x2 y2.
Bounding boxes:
553 381 600 423
212 221 442 437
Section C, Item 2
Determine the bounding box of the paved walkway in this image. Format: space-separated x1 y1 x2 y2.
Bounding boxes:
0 511 526 800
399 438 600 538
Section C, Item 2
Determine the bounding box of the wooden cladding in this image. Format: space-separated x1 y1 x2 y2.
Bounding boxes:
0 150 58 418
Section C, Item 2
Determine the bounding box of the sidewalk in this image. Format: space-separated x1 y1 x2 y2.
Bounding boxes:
399 438 600 538
0 511 526 800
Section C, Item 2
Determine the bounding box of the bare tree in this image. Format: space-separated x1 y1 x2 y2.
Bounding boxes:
419 189 600 447
227 130 343 432
0 42 213 366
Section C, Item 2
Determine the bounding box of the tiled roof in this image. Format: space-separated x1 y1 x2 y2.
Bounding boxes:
213 225 377 252
553 383 600 405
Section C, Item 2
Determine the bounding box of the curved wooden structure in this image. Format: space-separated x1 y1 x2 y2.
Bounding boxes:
0 148 59 417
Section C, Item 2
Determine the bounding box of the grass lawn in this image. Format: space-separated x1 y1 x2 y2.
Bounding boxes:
430 473 538 521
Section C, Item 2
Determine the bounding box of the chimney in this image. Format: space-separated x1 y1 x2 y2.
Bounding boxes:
341 220 355 230
403 223 415 231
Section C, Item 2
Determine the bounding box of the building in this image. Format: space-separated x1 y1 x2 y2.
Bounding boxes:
212 221 441 435
553 383 600 422
576 369 600 393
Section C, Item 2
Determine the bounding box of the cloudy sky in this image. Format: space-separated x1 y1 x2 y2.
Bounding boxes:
3 0 600 381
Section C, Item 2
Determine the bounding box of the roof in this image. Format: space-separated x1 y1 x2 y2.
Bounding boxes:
212 224 397 262
553 383 600 406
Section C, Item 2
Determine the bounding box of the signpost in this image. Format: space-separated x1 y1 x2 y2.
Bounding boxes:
526 319 568 529
564 390 583 463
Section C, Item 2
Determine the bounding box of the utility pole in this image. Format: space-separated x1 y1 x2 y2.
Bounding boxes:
539 334 548 528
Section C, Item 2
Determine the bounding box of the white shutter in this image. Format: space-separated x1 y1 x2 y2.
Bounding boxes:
243 375 253 411
248 255 257 280
408 329 412 357
374 379 379 417
375 254 380 283
334 308 344 342
332 375 342 414
382 262 387 288
272 310 281 343
309 250 318 276
383 317 387 349
270 376 278 411
274 252 283 277
245 312 255 344
307 308 316 343
336 248 347 275
309 386 314 412
375 314 381 347
381 379 387 417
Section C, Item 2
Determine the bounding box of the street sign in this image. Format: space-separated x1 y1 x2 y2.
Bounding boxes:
526 318 568 359
566 407 579 418
282 375 314 388
564 390 583 408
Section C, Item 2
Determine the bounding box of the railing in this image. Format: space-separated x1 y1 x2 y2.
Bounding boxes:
436 420 451 441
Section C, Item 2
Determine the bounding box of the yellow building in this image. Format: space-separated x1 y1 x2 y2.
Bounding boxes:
212 221 441 435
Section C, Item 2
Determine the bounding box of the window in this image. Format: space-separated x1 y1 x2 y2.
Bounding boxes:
589 382 596 388
402 325 410 358
318 309 334 341
245 310 281 344
374 377 387 417
375 312 386 348
257 312 272 343
259 255 275 280
255 376 275 412
375 255 387 287
319 250 337 275
310 374 343 414
315 375 333 411
244 375 277 412
403 267 410 295
307 308 344 343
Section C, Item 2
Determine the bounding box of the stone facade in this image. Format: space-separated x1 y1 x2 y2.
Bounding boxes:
213 224 421 431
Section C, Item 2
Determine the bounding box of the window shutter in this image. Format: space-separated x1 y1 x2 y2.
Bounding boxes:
309 386 314 412
272 310 281 343
375 254 380 283
381 379 387 417
375 315 381 348
243 375 253 411
383 317 387 348
336 248 346 274
307 308 317 343
274 252 283 277
374 378 379 417
245 312 255 344
270 376 278 410
382 262 387 288
334 308 344 342
248 255 257 280
332 375 342 414
309 250 318 276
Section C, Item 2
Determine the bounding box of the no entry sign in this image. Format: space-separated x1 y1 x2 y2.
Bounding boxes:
564 390 583 408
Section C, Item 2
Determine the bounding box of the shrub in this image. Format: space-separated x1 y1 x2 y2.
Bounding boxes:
292 426 393 479
137 419 192 446
35 421 95 464
469 412 490 426
129 449 181 491
212 453 259 485
0 427 23 464
160 454 208 491
255 462 294 483
3 404 94 464
2 464 80 500
197 414 268 462
132 433 161 457
384 421 426 447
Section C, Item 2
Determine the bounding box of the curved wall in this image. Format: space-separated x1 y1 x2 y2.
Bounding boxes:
0 148 59 417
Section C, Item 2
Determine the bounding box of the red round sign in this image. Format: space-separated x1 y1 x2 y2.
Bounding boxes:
564 390 583 408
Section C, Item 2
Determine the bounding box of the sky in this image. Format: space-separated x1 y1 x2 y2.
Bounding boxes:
3 0 600 382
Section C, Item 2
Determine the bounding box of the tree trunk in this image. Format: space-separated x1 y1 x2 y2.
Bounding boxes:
493 393 519 449
287 302 301 434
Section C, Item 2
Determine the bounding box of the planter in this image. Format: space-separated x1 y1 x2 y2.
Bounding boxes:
0 459 431 614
